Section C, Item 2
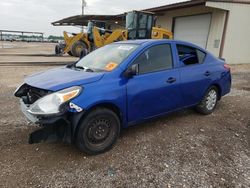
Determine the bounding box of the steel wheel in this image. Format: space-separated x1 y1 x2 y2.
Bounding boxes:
76 108 120 155
87 118 112 145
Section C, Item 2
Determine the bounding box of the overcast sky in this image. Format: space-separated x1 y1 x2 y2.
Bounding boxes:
0 0 183 36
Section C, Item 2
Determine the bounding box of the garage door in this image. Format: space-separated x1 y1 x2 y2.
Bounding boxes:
174 14 211 48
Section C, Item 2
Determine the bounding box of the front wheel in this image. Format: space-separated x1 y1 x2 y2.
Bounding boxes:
75 108 120 155
55 44 61 55
71 41 87 57
67 51 73 56
195 86 218 115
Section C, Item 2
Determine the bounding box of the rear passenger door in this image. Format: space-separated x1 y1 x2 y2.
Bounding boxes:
126 43 182 123
176 43 212 106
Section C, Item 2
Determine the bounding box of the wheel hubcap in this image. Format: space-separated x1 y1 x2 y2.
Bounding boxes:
87 119 111 144
206 89 217 110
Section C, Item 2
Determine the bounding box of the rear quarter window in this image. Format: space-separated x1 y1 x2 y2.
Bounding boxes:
197 49 206 64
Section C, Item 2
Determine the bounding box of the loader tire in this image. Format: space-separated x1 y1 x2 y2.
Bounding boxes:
71 41 87 57
55 45 61 55
67 51 73 56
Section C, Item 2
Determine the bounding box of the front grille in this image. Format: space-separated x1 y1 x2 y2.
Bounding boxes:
26 87 47 104
17 84 50 105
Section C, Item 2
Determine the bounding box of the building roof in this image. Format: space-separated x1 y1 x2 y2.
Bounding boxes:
145 0 206 12
52 0 249 26
145 0 250 12
52 14 124 26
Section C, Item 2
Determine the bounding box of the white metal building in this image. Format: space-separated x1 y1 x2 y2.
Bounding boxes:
146 0 250 64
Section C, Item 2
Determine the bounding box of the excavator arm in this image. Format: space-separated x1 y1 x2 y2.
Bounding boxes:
63 31 90 54
152 27 173 39
92 27 128 48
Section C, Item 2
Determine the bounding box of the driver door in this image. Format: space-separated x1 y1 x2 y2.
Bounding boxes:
126 43 182 124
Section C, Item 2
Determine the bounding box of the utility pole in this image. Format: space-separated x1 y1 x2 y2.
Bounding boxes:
81 0 87 32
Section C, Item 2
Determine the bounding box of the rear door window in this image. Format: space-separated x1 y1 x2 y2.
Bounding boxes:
177 44 206 65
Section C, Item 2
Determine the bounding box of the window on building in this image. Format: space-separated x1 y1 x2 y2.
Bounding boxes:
134 44 173 74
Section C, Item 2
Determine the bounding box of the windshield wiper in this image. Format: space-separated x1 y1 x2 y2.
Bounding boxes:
75 66 84 70
74 65 94 72
84 68 94 72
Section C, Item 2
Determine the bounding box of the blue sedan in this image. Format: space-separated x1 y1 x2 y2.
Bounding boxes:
14 39 231 155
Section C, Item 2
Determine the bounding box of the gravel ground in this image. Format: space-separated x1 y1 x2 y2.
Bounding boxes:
0 64 249 188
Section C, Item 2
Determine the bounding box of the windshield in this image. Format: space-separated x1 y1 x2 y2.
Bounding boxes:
87 21 94 34
126 12 137 29
75 44 139 72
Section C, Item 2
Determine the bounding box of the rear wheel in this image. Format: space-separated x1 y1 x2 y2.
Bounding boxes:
55 44 61 54
76 108 120 155
67 51 73 56
195 86 218 115
71 41 87 57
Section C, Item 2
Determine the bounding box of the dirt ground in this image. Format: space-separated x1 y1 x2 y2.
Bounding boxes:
0 43 249 187
0 41 77 64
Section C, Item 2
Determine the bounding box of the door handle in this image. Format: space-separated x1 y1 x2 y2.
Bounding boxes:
166 77 176 83
204 71 211 77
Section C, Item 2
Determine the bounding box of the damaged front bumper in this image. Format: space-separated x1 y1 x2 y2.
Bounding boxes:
20 99 73 145
16 83 84 145
20 99 39 123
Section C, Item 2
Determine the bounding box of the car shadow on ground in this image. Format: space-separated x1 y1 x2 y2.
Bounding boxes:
34 108 201 156
3 103 224 159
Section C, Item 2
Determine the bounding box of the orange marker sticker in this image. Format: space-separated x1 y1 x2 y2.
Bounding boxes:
105 62 118 71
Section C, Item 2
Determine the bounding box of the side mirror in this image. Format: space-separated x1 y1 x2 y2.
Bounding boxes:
124 64 139 78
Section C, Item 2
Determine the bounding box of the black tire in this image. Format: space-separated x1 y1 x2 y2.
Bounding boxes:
79 49 87 59
67 51 73 56
195 86 218 115
71 41 87 57
76 108 120 155
55 44 61 54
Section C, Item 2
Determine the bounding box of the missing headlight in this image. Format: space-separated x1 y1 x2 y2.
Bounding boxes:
14 84 50 105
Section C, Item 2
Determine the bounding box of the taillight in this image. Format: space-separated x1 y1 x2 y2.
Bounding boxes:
223 64 230 71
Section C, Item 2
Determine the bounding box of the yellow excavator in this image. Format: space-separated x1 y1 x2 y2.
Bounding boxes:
55 10 173 57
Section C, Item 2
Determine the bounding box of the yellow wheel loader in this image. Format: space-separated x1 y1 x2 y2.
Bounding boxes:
55 11 173 57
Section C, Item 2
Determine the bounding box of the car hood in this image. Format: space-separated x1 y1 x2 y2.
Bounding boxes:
25 67 105 91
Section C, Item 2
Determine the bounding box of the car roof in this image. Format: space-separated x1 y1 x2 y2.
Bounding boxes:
115 39 207 52
115 39 208 53
115 39 168 45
